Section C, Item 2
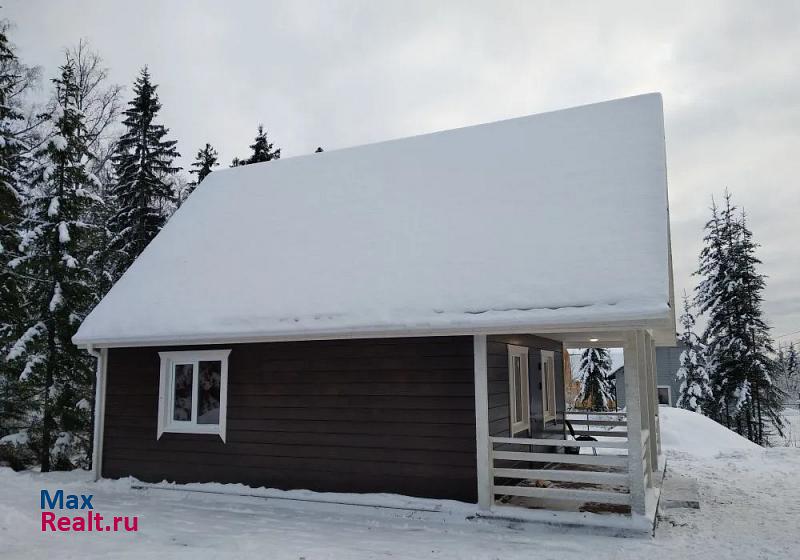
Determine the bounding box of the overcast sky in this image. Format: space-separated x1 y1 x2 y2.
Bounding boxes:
5 0 799 344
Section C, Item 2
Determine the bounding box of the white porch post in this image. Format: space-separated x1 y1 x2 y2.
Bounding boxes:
650 335 662 459
473 335 492 510
643 331 659 472
632 330 653 488
623 331 647 515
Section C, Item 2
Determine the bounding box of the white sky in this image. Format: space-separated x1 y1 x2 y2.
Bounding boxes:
4 0 799 343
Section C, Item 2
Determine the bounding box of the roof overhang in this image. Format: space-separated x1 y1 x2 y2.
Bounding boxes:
75 303 675 349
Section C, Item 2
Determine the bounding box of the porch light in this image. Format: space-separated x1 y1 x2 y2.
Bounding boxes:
589 338 599 342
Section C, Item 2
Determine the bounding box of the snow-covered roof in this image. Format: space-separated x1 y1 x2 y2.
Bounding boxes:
74 93 674 348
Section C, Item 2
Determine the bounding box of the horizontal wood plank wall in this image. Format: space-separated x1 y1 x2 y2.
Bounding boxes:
486 340 512 439
486 335 566 464
103 336 478 502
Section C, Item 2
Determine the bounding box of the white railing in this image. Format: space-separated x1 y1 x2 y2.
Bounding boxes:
489 411 647 512
489 433 633 510
564 411 629 439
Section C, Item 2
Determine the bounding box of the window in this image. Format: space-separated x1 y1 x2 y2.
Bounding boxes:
158 349 231 441
507 345 530 435
657 386 672 407
541 350 557 423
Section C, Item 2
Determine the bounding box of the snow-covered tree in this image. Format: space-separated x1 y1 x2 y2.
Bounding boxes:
231 124 280 167
736 210 784 443
0 23 30 439
9 63 100 470
575 348 614 411
675 294 713 413
107 67 179 279
694 197 729 423
695 191 784 444
776 343 799 401
0 25 26 321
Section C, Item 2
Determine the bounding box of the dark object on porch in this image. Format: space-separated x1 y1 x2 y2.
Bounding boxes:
563 419 598 455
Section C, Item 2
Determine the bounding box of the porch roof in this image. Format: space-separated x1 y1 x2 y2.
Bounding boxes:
74 93 675 348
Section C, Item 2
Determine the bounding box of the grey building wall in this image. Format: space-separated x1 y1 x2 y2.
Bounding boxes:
611 343 686 408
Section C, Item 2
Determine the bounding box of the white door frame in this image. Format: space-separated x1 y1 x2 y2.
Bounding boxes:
540 350 556 423
507 345 530 435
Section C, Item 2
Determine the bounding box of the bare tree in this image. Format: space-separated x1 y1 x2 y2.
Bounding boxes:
64 38 123 170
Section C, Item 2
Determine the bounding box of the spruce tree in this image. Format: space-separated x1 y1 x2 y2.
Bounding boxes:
729 209 784 443
231 124 280 166
190 143 218 184
108 68 179 278
172 143 219 208
9 63 99 470
694 197 728 423
695 191 784 444
575 348 614 411
675 294 713 413
789 344 799 382
778 343 799 400
0 24 28 439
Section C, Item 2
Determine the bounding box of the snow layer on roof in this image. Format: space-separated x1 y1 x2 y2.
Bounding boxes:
74 93 671 346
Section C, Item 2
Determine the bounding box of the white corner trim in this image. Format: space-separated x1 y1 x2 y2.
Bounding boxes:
157 349 231 442
88 345 108 481
473 335 492 511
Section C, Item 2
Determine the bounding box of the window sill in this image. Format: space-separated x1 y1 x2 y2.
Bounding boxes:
158 425 226 442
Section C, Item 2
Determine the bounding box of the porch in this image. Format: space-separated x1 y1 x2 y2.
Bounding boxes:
474 330 665 530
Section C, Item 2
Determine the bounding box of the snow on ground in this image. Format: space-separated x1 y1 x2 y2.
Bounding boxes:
1 409 799 559
659 406 760 457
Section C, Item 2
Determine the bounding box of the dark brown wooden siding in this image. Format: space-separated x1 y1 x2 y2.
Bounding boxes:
103 336 478 502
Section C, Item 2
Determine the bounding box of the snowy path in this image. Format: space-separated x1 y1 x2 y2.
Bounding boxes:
1 446 799 559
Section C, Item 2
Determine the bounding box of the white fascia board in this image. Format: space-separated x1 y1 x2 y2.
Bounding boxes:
74 315 673 350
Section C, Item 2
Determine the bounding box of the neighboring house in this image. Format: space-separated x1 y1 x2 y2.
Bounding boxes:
74 93 675 530
611 342 687 407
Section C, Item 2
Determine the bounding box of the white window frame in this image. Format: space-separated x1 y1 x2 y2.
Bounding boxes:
541 350 557 424
657 385 673 407
507 345 530 435
157 349 231 441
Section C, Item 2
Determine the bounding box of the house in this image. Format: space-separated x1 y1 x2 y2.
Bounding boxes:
611 342 686 407
73 93 675 530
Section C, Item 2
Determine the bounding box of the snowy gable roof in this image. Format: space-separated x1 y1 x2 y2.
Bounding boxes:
74 93 673 348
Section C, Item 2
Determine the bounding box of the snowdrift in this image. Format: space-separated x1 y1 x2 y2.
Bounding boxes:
659 406 760 457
